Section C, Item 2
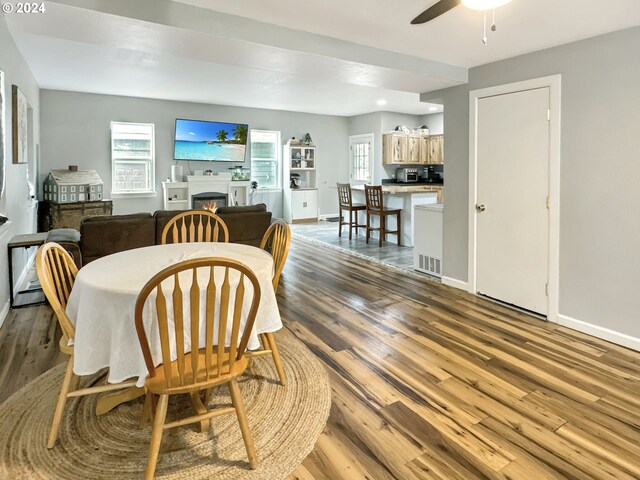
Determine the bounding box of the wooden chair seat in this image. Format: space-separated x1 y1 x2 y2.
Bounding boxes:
364 185 402 247
146 349 249 395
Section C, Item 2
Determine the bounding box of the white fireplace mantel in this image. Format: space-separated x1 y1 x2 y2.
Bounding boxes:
162 173 251 210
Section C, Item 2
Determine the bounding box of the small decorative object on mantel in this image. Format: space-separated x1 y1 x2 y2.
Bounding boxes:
68 165 78 172
12 85 28 165
290 137 299 145
303 133 313 145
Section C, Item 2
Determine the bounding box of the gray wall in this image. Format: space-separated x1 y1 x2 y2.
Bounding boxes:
0 15 40 318
40 90 350 217
423 27 640 338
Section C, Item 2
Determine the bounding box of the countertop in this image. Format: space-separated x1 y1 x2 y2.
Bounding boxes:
351 184 443 194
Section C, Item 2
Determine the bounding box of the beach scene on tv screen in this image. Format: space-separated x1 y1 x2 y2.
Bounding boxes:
174 119 248 161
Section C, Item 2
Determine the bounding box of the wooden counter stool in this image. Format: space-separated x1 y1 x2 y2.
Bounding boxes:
364 185 401 247
337 183 366 240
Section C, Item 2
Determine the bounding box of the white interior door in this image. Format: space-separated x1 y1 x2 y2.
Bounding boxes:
349 134 373 184
476 87 550 315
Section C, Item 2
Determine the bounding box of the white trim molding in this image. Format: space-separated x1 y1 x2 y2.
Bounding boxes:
558 314 640 352
442 276 469 291
468 74 561 323
0 300 9 331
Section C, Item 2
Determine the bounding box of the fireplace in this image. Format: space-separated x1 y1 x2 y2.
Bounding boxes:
192 192 228 212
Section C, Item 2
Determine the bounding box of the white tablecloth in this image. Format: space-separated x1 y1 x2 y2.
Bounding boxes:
66 243 281 386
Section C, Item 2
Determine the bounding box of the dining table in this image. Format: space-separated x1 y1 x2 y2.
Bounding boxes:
65 242 282 415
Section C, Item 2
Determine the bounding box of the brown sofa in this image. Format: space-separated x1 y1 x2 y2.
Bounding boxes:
53 204 272 267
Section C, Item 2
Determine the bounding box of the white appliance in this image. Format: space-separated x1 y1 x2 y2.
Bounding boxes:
414 203 443 277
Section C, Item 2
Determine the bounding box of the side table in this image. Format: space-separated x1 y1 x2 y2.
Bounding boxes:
8 232 48 309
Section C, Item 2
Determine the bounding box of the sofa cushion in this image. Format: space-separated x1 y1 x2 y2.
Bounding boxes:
216 204 267 214
80 213 156 264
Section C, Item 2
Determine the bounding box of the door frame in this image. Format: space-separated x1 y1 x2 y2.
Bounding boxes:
348 133 374 185
468 75 561 322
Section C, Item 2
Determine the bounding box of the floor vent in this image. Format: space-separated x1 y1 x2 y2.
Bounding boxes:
416 254 442 277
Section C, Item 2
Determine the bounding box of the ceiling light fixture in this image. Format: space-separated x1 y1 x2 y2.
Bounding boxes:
461 0 511 10
461 0 512 45
376 99 387 106
428 106 439 112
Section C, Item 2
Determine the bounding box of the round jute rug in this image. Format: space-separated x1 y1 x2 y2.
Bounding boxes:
0 330 330 480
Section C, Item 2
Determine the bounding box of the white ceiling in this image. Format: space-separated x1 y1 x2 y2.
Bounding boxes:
176 0 640 67
5 0 640 116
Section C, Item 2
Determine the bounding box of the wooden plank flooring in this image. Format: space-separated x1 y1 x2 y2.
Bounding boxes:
1 236 639 479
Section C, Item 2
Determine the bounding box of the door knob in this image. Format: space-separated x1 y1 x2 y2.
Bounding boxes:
476 204 486 212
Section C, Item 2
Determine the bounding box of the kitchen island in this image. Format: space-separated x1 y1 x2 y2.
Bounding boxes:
351 184 440 247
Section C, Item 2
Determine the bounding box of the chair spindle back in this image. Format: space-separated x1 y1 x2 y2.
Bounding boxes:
259 220 291 290
337 183 353 208
364 184 383 210
35 242 78 341
161 211 229 245
134 258 260 390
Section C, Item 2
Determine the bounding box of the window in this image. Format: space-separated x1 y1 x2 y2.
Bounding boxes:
349 134 373 184
250 130 281 189
111 122 155 195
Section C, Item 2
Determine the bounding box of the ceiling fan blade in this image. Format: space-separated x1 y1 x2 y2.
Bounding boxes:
411 0 461 25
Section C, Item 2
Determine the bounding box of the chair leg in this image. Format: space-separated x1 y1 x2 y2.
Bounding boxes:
354 210 359 236
397 211 402 246
48 356 76 449
229 379 258 469
348 210 353 240
379 215 384 247
264 332 287 386
338 207 342 237
140 392 153 428
145 394 168 480
365 212 370 244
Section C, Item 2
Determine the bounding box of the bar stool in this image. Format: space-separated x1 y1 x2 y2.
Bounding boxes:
364 185 401 247
337 183 366 240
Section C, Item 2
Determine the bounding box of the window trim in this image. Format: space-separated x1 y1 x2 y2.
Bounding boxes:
110 121 156 195
349 133 374 185
250 129 281 189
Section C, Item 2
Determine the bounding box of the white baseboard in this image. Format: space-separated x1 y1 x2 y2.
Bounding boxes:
0 300 9 331
442 276 469 291
557 314 640 352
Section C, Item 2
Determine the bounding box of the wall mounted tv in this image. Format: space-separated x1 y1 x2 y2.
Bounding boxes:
174 119 248 162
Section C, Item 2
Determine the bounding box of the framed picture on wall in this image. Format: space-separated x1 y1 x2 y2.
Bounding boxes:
12 84 27 164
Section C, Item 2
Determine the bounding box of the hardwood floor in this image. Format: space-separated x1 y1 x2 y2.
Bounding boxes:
1 236 639 479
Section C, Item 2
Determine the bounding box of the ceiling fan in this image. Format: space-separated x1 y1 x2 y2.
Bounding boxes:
411 0 512 25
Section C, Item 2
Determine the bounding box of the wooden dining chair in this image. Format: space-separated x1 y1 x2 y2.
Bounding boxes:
160 210 229 244
244 220 291 386
364 185 402 247
337 183 366 240
135 257 261 479
35 242 138 449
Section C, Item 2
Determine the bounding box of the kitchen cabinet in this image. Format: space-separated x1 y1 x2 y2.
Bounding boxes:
290 189 318 222
283 139 318 223
428 135 444 164
407 134 421 164
384 133 444 165
382 133 408 164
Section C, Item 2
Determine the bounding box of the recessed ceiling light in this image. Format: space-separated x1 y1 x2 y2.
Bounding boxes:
428 106 439 112
376 99 387 106
461 0 512 10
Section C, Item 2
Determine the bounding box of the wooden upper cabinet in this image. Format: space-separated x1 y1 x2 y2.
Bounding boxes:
428 135 444 164
383 133 444 165
407 135 421 164
383 133 407 164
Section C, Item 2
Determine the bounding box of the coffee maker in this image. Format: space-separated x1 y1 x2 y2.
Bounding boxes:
290 173 301 189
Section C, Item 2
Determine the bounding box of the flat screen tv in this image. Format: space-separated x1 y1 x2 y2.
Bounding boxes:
174 119 248 162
